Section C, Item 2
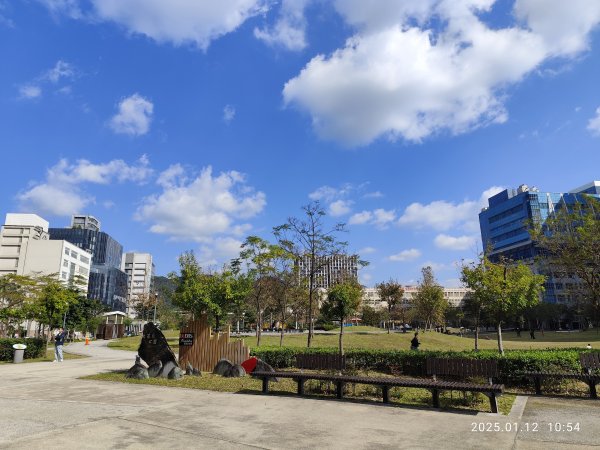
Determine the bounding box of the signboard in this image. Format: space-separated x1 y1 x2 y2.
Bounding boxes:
179 332 194 346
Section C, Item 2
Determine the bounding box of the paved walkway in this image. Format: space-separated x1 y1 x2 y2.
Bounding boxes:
0 341 598 449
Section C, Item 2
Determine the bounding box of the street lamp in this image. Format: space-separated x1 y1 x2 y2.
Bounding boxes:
153 292 158 323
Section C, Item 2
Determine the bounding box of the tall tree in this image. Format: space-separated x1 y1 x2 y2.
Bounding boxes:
273 201 349 348
462 255 545 354
376 280 405 333
413 267 447 331
0 274 38 337
531 196 600 328
321 280 363 356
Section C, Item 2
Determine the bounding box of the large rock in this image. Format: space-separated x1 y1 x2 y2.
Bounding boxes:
126 363 149 379
213 358 233 376
224 364 246 378
147 361 163 378
138 322 178 368
168 366 184 380
255 359 278 382
158 360 178 378
185 362 194 376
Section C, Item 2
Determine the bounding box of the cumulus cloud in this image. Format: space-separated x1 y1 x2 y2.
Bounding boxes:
283 0 600 146
389 248 421 262
19 85 42 99
329 199 352 217
17 155 152 216
254 0 309 50
136 165 266 243
434 234 478 251
109 94 154 136
349 208 395 229
18 59 76 100
398 186 504 232
588 107 600 136
39 0 269 50
197 237 245 268
223 104 236 123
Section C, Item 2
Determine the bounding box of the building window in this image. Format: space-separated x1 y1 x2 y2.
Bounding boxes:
71 250 78 258
80 255 90 264
65 248 70 255
63 259 69 267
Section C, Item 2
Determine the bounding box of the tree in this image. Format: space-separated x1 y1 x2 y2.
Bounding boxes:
65 295 107 335
376 280 404 333
273 201 349 348
321 280 363 356
361 305 385 327
531 196 600 328
0 274 38 337
413 267 447 331
461 255 545 354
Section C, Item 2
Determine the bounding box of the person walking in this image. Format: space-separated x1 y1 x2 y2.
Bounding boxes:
53 327 68 362
410 332 420 351
529 329 536 340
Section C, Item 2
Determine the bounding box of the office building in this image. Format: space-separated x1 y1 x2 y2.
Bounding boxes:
362 286 470 310
298 254 358 290
122 252 155 317
49 215 127 312
479 181 600 304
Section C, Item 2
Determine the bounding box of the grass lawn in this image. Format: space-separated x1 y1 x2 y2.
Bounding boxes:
1 346 86 364
83 370 515 415
108 329 600 353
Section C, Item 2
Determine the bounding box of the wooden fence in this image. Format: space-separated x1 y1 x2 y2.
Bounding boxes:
178 315 249 372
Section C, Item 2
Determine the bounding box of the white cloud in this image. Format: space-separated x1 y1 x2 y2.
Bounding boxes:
420 261 450 272
40 0 269 51
309 183 353 202
359 246 376 254
19 85 42 99
197 237 244 268
17 155 152 216
109 94 154 136
136 165 266 242
363 191 383 199
223 104 236 123
44 60 75 83
398 186 504 232
587 107 600 136
389 248 421 262
349 208 395 228
329 199 352 217
434 234 477 251
254 0 309 51
283 0 600 146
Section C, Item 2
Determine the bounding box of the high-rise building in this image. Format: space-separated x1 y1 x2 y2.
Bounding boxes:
479 181 600 304
49 216 127 312
362 286 470 310
298 254 358 290
122 252 155 317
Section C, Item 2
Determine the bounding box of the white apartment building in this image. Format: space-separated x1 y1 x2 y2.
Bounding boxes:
362 285 471 310
122 252 155 317
0 213 91 288
298 254 358 289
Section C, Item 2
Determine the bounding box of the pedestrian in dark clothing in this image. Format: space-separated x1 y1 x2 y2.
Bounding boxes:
516 327 521 337
54 328 68 362
410 332 420 351
530 329 536 340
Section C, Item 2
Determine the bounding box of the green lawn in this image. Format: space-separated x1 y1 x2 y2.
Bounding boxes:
83 370 515 415
108 329 600 353
1 346 86 364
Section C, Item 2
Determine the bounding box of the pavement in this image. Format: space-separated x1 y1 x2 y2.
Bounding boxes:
0 340 598 449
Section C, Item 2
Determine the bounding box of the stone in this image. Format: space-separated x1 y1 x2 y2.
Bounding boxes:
192 368 201 376
158 360 178 378
224 364 246 378
138 322 178 368
126 364 149 379
213 358 233 376
168 366 184 380
186 362 194 376
255 359 278 382
147 361 163 378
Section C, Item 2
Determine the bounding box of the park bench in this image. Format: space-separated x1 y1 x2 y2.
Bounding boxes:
522 352 600 398
295 354 346 371
252 357 504 413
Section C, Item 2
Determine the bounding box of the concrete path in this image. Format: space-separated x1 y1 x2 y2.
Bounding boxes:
0 341 598 449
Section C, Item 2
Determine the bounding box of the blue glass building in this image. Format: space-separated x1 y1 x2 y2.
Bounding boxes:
49 220 128 312
479 181 600 304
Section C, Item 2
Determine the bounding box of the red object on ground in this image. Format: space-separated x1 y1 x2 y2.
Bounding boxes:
241 357 258 373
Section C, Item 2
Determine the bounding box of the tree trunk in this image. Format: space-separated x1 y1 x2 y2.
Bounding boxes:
388 307 391 334
474 309 480 351
45 325 51 354
256 311 262 347
339 317 344 356
279 323 284 347
307 289 314 348
497 322 504 355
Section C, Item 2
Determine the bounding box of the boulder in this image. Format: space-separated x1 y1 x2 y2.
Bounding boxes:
185 362 194 376
126 364 149 379
213 358 233 376
137 322 178 368
158 360 178 378
192 368 201 376
255 359 278 382
224 364 246 378
147 361 163 378
168 366 184 380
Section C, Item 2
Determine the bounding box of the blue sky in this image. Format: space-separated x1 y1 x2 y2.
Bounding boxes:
1 0 599 286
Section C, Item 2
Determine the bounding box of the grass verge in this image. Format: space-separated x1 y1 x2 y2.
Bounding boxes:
82 370 515 415
0 347 86 364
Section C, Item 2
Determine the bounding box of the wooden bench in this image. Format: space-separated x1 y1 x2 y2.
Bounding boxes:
522 352 600 398
252 357 504 413
296 354 346 371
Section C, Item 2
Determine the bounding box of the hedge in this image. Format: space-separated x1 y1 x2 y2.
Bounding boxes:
250 347 594 385
0 338 46 361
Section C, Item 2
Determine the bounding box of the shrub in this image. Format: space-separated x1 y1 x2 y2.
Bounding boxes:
0 338 45 361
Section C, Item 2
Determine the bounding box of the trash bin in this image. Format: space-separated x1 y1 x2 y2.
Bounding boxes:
12 343 27 363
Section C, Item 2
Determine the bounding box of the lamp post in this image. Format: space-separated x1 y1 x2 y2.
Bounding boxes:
153 292 158 323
